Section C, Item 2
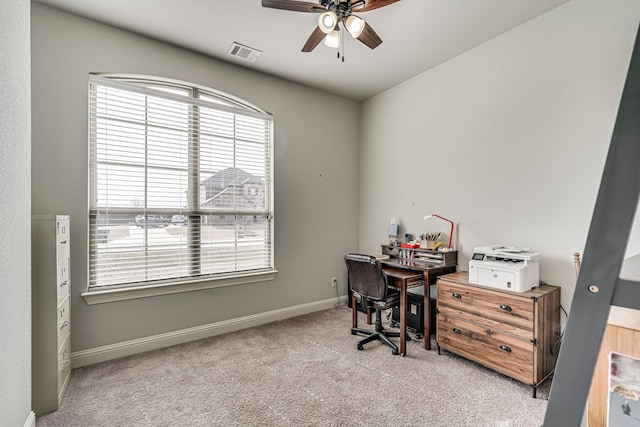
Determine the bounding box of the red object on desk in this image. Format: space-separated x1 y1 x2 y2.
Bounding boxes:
400 243 420 248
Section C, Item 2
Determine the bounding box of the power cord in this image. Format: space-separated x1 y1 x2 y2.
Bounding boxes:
551 304 568 357
538 280 567 357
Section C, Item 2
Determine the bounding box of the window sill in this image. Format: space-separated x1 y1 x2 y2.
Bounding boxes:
81 270 278 305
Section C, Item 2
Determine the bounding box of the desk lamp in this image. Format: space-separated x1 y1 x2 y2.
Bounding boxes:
423 214 454 249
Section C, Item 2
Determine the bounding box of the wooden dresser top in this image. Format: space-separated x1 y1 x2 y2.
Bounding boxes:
437 271 559 299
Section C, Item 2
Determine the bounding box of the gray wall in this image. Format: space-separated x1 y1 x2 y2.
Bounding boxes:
1 0 33 424
31 0 640 366
359 0 640 313
31 4 359 352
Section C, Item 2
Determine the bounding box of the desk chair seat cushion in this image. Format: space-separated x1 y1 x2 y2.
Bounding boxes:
353 288 400 310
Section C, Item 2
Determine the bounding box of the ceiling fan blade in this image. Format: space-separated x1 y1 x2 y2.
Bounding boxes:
351 0 400 12
302 26 326 52
262 0 326 13
355 21 382 49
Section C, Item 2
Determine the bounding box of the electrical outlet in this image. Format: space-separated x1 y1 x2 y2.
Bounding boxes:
331 277 337 287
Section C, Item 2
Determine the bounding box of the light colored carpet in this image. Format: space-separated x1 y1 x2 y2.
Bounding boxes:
37 306 550 426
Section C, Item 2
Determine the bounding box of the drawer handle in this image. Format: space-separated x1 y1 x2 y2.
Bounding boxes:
499 304 512 312
452 328 462 334
60 320 69 329
59 281 69 288
452 293 462 299
500 345 512 352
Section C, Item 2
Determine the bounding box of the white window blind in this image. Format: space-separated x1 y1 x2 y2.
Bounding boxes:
88 74 274 290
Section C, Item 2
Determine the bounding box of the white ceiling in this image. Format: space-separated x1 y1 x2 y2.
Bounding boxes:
33 0 568 101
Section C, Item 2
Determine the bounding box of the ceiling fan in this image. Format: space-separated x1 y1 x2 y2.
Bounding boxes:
261 0 401 53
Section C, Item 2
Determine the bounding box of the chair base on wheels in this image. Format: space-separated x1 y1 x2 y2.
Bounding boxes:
352 308 404 355
351 327 401 355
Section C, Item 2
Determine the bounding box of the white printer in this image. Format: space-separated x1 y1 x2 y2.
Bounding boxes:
468 246 541 292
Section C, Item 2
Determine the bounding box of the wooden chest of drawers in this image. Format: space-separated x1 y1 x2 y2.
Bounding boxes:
436 272 561 397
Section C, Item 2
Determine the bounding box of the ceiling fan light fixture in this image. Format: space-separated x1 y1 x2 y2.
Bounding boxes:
345 15 365 38
318 11 338 34
323 28 340 48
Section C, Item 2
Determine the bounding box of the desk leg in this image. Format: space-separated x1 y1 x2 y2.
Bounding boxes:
351 292 357 328
400 281 407 356
423 273 431 351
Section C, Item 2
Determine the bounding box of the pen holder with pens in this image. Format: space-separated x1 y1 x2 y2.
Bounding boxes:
421 240 437 249
419 232 443 250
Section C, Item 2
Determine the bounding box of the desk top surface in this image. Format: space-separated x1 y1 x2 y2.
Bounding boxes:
380 257 456 273
382 267 423 280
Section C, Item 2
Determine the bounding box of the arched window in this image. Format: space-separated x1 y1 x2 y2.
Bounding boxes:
88 74 274 296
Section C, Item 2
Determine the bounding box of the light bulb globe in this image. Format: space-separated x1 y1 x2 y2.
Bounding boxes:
318 11 338 34
324 29 340 48
345 15 365 38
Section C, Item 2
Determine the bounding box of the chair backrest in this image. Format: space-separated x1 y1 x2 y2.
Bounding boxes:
345 253 388 301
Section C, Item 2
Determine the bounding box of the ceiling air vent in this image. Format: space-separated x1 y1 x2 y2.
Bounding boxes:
227 42 262 63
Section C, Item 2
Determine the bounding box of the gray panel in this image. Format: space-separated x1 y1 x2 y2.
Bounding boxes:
543 22 640 426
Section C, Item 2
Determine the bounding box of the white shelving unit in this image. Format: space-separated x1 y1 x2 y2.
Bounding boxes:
32 215 71 415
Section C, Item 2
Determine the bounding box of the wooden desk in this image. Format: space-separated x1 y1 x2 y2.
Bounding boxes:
380 258 457 350
382 268 424 356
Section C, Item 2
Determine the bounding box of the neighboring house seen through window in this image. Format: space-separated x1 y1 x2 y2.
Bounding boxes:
88 74 274 295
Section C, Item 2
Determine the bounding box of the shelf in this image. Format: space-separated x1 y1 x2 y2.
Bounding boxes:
381 244 457 267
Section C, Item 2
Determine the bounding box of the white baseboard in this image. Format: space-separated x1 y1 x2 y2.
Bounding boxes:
71 296 347 368
24 411 36 427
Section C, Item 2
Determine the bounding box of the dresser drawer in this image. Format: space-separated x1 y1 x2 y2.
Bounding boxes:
57 258 70 298
438 279 535 340
56 217 70 244
58 335 72 398
57 239 70 263
57 297 71 351
438 312 534 383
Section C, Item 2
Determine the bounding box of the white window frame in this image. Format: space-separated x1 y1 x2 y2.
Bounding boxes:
83 74 276 304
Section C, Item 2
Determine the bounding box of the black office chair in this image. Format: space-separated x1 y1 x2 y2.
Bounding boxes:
345 253 402 355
